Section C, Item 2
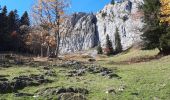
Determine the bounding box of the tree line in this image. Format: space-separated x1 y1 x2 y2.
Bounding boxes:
0 6 30 52
1 0 170 57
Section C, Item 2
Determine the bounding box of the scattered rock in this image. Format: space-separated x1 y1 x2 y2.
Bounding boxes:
35 87 88 100
58 93 86 100
67 69 86 77
44 70 57 76
0 81 13 93
57 61 84 69
118 85 126 92
0 78 8 81
57 61 119 79
0 74 52 93
106 88 116 94
108 73 121 79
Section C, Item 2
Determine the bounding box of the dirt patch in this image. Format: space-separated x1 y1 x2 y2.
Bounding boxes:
108 55 163 65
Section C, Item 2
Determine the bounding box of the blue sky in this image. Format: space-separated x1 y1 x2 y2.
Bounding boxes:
0 0 111 16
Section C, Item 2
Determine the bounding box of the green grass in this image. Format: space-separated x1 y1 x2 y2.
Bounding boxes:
1 49 170 100
96 49 170 100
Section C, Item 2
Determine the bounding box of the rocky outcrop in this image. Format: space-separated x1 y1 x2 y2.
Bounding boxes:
60 13 99 54
59 0 144 54
97 0 144 50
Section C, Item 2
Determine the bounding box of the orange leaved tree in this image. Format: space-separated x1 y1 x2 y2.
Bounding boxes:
160 0 170 24
32 0 70 58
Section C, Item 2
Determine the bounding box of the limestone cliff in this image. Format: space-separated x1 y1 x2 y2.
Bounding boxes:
59 13 98 54
59 0 144 54
97 0 143 50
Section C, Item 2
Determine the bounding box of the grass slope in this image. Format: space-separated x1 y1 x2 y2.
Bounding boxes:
1 49 170 100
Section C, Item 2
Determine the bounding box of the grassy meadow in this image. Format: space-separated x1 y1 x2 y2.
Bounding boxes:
0 49 170 100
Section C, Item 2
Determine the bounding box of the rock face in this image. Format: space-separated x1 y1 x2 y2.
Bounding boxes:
59 0 144 54
60 13 99 54
97 0 144 50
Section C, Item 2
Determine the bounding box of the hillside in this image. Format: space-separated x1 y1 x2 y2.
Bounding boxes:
1 49 170 99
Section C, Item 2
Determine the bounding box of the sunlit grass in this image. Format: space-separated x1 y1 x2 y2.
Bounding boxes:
1 49 170 100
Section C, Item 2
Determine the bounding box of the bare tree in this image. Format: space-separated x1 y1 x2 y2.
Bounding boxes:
32 0 70 58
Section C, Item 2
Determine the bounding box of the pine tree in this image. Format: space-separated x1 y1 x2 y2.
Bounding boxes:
20 11 30 26
0 6 8 34
97 42 103 54
141 0 165 51
105 34 114 55
115 27 122 54
8 11 16 32
111 0 115 5
142 0 170 55
0 6 9 50
160 30 170 55
7 10 20 51
1 6 7 16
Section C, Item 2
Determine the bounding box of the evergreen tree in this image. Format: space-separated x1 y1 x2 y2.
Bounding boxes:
111 0 115 5
115 27 122 54
0 6 8 50
7 10 20 51
0 6 8 34
105 34 114 55
141 0 165 51
20 11 30 26
159 27 170 55
1 6 7 15
141 0 170 55
97 42 103 54
8 11 16 32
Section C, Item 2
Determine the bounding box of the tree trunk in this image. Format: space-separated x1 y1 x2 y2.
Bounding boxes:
47 46 50 57
55 14 60 58
55 32 60 58
41 45 43 57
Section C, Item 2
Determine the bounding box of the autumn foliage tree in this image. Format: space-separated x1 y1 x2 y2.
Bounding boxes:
32 0 70 58
159 0 170 54
160 0 170 24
